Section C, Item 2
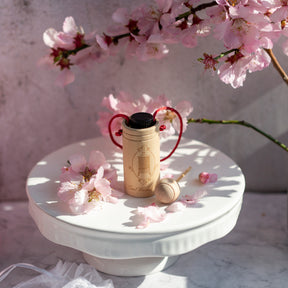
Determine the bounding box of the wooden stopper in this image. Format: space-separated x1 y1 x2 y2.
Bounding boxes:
154 178 180 204
155 166 192 204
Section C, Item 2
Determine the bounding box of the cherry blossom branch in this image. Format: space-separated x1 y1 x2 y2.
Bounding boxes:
43 1 288 88
264 48 288 85
111 33 131 44
187 118 288 153
60 43 90 59
214 48 239 60
175 1 217 21
105 1 218 44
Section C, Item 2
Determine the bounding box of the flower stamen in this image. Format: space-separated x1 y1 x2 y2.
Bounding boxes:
164 110 177 123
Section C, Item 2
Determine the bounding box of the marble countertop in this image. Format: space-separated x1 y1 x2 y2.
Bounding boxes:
0 192 287 288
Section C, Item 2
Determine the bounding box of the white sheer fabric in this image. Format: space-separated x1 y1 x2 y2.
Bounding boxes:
0 261 114 288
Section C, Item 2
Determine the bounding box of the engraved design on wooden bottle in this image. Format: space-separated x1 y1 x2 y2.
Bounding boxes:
122 120 160 198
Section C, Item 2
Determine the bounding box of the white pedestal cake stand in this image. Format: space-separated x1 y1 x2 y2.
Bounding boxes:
26 137 245 276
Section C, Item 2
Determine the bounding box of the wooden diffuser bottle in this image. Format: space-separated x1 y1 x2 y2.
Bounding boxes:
108 107 183 198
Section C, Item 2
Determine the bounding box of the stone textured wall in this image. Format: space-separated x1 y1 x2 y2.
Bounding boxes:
0 0 287 201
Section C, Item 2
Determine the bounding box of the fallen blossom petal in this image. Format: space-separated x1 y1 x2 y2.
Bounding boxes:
166 201 186 213
136 204 166 229
208 173 218 183
160 162 170 170
199 172 210 184
162 173 174 179
181 190 207 205
199 172 218 184
136 221 150 230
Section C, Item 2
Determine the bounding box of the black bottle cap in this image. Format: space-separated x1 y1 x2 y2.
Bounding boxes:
129 112 156 129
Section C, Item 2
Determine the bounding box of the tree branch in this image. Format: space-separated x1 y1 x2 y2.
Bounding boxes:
188 118 288 153
175 1 217 21
264 48 288 86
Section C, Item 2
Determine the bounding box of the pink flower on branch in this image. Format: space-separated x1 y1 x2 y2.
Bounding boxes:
199 53 219 71
43 16 96 85
43 16 85 50
41 1 288 87
218 48 271 88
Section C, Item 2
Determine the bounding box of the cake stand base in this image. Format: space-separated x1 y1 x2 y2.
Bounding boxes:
83 253 180 276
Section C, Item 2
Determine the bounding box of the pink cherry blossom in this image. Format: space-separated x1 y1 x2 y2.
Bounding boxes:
200 53 219 71
58 176 92 215
68 188 90 214
63 166 113 214
66 150 111 178
97 92 193 138
43 16 84 50
108 189 125 203
119 0 182 59
110 5 146 37
83 166 112 202
282 38 288 55
218 51 249 87
72 41 109 69
58 150 119 214
218 48 271 88
97 92 169 135
178 28 199 48
112 8 130 26
58 179 82 203
135 42 169 61
210 0 279 56
155 100 193 137
206 4 228 25
270 1 288 23
41 1 288 88
137 0 173 38
43 16 98 86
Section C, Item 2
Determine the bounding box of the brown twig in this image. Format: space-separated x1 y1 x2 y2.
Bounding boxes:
264 48 288 85
175 1 217 21
188 118 288 153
